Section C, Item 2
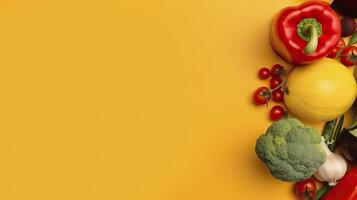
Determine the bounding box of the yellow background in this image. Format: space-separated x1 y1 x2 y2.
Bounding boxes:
0 0 339 199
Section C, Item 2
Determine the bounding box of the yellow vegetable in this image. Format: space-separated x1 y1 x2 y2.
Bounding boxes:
284 59 357 122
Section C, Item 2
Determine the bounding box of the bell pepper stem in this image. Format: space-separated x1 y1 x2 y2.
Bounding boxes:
303 24 318 55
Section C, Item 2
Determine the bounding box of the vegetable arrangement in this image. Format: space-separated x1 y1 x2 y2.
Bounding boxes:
253 64 287 121
253 1 357 199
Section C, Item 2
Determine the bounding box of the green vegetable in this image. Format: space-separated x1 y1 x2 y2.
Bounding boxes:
322 115 344 152
313 185 331 200
255 118 327 182
348 31 357 47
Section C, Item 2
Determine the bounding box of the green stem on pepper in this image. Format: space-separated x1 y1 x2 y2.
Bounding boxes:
304 24 319 55
297 18 322 55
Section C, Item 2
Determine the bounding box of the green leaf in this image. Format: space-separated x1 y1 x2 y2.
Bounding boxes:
348 32 357 47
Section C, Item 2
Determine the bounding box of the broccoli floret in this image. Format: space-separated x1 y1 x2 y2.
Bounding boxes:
255 118 326 182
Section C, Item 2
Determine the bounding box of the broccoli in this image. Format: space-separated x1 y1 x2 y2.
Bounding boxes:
255 118 326 182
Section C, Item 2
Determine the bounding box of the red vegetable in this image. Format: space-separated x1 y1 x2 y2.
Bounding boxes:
253 87 271 105
272 90 284 102
321 167 357 200
270 105 285 121
270 64 285 77
327 39 346 58
294 178 317 200
269 77 282 89
340 46 357 66
271 1 341 65
258 67 270 79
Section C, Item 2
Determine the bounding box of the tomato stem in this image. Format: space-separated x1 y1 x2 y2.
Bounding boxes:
270 80 286 93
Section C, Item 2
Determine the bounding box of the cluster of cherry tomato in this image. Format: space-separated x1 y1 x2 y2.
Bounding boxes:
253 64 287 121
327 39 357 66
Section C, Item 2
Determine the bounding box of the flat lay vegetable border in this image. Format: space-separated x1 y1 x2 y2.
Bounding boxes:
254 1 357 199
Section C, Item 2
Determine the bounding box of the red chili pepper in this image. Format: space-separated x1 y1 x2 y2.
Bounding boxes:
321 167 357 200
271 1 341 65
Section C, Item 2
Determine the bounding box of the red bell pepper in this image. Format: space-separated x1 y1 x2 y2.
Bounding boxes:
270 1 341 65
321 167 357 200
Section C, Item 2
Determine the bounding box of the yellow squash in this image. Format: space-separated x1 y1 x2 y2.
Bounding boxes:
284 59 357 122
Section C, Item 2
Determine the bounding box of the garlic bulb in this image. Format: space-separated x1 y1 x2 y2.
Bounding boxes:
314 138 347 186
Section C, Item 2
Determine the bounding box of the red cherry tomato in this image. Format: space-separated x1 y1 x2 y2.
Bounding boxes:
270 105 285 121
253 87 271 105
327 39 346 58
258 67 270 79
340 46 357 66
270 64 284 77
270 77 282 89
327 48 339 59
294 178 317 200
272 90 284 102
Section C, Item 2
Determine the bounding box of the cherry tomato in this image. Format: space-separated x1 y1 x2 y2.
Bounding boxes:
258 67 270 79
270 105 285 121
327 39 346 58
340 46 357 66
294 178 317 200
272 90 284 102
327 48 340 59
270 64 285 77
270 77 282 89
253 87 271 105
